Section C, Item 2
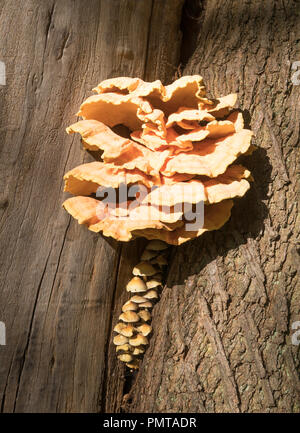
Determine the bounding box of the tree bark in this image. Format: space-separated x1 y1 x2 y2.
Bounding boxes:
120 0 300 413
0 0 299 414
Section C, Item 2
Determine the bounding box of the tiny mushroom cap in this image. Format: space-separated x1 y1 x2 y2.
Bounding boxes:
138 310 151 322
146 240 169 251
133 346 145 355
113 334 129 346
146 279 162 289
144 290 158 300
129 334 149 346
141 249 159 261
116 343 132 353
129 295 147 304
151 254 168 266
132 261 157 277
118 353 133 363
139 301 153 309
114 322 127 333
122 301 138 312
126 276 147 293
136 324 152 336
119 311 140 323
119 325 135 337
126 360 140 370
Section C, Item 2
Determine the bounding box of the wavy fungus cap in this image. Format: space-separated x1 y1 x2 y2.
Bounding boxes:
63 75 255 245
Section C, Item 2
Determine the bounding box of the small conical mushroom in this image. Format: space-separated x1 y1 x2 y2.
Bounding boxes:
136 324 152 336
126 276 147 293
116 343 132 353
119 325 135 337
133 346 145 355
129 295 147 304
151 254 168 267
129 334 149 346
122 301 138 312
114 322 127 333
146 279 162 289
113 334 129 346
144 290 158 300
141 249 159 261
126 360 140 369
138 310 151 322
118 353 134 363
119 311 140 323
139 301 153 309
146 240 169 251
132 261 157 277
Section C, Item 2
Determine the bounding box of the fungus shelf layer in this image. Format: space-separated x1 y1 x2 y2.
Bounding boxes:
63 75 255 245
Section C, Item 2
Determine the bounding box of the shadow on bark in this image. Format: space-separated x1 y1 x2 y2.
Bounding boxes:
167 144 271 286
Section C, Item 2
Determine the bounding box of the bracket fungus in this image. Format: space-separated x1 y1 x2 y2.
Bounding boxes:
63 75 256 369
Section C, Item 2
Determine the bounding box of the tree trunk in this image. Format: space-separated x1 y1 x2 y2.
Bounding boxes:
0 0 299 413
0 0 184 412
119 0 300 413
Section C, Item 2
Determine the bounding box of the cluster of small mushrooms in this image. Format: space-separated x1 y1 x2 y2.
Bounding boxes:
113 239 168 369
62 75 255 368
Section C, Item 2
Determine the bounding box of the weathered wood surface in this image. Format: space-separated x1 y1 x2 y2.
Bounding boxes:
0 0 184 412
0 0 299 414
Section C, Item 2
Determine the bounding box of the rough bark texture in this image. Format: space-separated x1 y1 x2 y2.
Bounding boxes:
123 0 300 413
0 0 299 414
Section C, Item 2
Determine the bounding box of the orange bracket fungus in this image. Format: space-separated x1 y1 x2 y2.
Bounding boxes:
63 75 255 369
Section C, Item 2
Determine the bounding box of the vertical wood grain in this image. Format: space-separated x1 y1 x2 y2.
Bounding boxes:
0 0 184 412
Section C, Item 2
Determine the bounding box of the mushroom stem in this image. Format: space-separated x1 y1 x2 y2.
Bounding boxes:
113 240 170 370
